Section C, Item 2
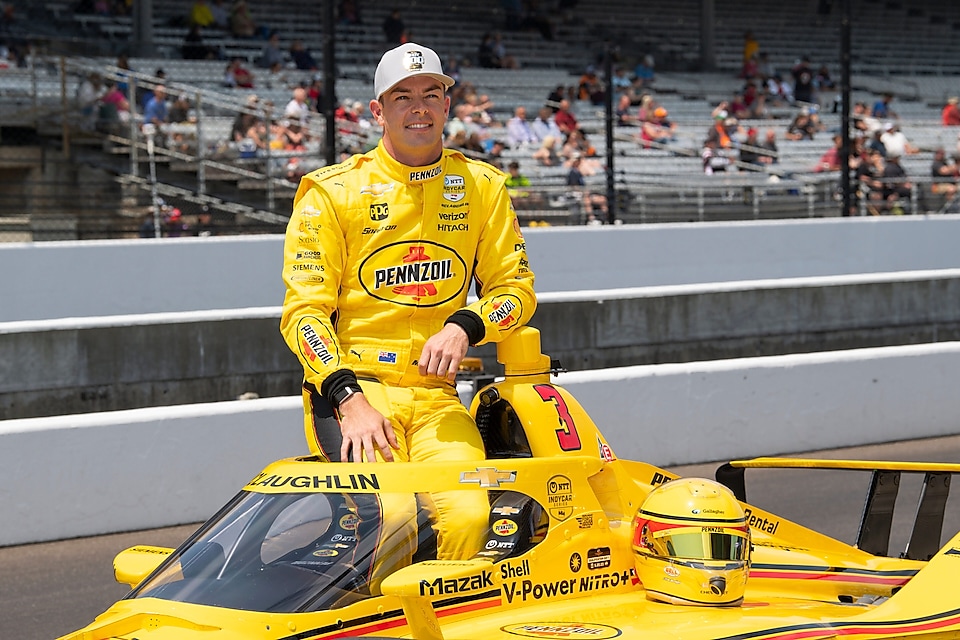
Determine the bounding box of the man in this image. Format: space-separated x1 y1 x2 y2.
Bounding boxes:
280 43 536 592
506 105 538 148
283 86 310 128
142 84 168 129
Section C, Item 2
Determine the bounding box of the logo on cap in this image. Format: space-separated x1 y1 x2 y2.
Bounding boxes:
404 50 425 71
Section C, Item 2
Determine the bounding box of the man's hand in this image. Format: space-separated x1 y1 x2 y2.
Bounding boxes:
337 393 398 462
419 323 469 382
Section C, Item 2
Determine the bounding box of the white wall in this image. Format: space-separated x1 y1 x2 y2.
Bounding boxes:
5 342 960 547
6 216 960 321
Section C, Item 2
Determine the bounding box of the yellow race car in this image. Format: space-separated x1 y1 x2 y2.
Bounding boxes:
60 327 960 640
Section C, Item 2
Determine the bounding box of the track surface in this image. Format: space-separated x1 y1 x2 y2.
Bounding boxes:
6 435 960 640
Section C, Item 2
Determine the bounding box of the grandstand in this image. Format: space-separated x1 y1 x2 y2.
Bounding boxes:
2 0 960 239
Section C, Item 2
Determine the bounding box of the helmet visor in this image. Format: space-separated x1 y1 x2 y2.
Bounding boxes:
647 526 749 561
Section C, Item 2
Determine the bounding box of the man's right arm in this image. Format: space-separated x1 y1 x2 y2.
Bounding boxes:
279 172 398 462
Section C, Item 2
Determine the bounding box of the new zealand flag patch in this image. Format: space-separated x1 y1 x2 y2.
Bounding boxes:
378 351 398 364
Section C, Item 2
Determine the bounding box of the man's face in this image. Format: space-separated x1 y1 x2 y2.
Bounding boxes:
371 75 449 166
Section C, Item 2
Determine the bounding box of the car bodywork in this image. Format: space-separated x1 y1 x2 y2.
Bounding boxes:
60 327 960 640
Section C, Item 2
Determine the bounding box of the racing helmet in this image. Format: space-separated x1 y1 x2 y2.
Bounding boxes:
632 478 751 607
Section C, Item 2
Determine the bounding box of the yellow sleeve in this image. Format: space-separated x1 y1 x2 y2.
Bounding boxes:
279 178 348 389
462 171 537 345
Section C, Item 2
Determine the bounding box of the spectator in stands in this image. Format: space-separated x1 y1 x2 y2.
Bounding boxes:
504 159 525 185
856 148 885 215
307 74 323 111
477 32 518 69
562 130 601 175
616 94 638 126
460 91 495 126
742 31 759 78
577 65 605 105
759 128 779 164
546 85 568 111
229 0 257 38
872 92 897 119
785 107 820 140
382 8 405 44
636 94 659 123
209 0 229 29
930 148 958 201
553 99 578 136
257 31 285 69
289 39 318 71
765 73 792 106
633 54 655 88
738 128 764 167
284 86 311 127
814 133 843 172
942 97 960 127
881 153 912 214
865 128 887 157
507 106 538 148
188 0 215 28
567 156 607 219
815 64 837 111
75 72 104 131
98 79 130 126
790 56 816 105
182 24 219 60
532 135 560 166
487 139 506 163
738 82 767 119
611 67 635 100
852 101 879 137
114 54 133 95
232 95 261 143
444 103 474 146
640 107 676 147
705 107 734 149
880 122 917 157
223 57 255 88
168 92 193 124
532 106 562 141
194 206 217 236
701 138 731 174
142 85 169 129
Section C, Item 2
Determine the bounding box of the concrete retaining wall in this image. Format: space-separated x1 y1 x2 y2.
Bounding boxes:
6 215 960 321
7 271 960 419
4 341 960 547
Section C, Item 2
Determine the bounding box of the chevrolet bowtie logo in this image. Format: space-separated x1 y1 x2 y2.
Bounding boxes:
460 467 517 488
493 505 521 516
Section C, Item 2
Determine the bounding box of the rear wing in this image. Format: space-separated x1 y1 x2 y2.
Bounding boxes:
717 458 960 561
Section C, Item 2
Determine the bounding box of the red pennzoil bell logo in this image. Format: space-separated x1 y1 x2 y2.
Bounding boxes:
359 240 467 307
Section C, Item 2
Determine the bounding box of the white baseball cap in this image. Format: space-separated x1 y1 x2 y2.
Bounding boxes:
374 43 454 99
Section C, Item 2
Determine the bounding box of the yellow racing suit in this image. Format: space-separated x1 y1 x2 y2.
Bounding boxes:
280 140 536 591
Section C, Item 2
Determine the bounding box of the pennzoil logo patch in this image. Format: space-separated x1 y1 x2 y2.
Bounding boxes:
359 240 467 307
297 318 339 373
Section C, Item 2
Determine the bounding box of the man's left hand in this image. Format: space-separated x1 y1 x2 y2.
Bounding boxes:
419 324 469 382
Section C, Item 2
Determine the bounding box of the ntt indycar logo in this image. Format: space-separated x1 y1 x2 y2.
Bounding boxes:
360 240 468 307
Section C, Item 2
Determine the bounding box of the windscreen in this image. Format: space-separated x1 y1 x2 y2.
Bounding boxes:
128 488 545 613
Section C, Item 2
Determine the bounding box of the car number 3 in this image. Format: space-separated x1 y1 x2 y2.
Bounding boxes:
534 384 582 451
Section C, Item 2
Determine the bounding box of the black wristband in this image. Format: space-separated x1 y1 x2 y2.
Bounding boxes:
445 309 485 345
321 369 362 409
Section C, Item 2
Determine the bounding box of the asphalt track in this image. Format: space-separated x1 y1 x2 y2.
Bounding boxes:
6 435 960 640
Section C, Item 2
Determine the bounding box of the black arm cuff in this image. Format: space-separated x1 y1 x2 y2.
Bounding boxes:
320 368 360 409
445 310 485 346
